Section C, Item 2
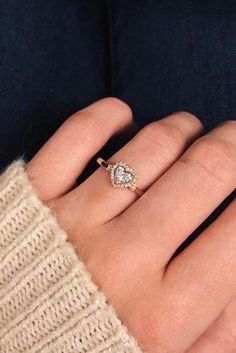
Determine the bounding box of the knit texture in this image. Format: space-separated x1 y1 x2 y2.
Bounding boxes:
0 160 142 353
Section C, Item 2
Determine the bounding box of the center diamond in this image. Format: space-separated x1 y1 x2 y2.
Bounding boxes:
109 162 137 189
114 165 134 184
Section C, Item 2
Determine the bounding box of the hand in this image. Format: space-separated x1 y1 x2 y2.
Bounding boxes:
27 98 236 353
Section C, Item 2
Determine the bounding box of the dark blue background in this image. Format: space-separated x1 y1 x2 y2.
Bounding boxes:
109 0 236 131
0 0 110 166
0 0 236 168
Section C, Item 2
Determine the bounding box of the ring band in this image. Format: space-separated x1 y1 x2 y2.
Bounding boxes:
97 158 144 197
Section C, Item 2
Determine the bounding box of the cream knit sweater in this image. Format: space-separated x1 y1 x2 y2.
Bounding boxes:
0 160 142 353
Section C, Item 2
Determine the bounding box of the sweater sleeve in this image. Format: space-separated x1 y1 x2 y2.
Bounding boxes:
0 160 142 353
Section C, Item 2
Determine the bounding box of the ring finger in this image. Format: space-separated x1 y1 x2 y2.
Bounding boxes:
56 111 203 231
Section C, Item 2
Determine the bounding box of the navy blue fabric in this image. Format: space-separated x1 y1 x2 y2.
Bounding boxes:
108 0 236 131
0 0 109 167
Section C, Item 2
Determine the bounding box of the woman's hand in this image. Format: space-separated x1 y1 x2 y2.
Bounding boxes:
27 98 236 353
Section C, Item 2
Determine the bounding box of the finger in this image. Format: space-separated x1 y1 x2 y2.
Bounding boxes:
27 97 133 201
186 298 236 353
162 198 236 353
119 121 236 266
55 112 203 231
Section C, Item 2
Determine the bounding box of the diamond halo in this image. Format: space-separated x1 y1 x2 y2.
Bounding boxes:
96 157 143 197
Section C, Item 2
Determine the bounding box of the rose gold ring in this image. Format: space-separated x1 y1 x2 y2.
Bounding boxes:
96 157 144 197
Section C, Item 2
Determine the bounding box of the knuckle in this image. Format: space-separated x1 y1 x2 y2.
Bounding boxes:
214 121 236 145
63 113 107 146
201 135 236 163
213 120 236 149
63 98 133 144
171 111 202 126
184 135 236 185
217 120 236 130
92 97 133 126
141 121 185 153
101 97 133 119
63 112 84 129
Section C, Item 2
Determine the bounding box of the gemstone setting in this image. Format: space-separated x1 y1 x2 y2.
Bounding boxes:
108 161 137 190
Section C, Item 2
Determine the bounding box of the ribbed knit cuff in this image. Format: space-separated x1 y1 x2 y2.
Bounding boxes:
0 160 142 353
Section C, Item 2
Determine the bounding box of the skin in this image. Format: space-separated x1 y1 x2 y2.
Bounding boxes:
26 98 236 353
